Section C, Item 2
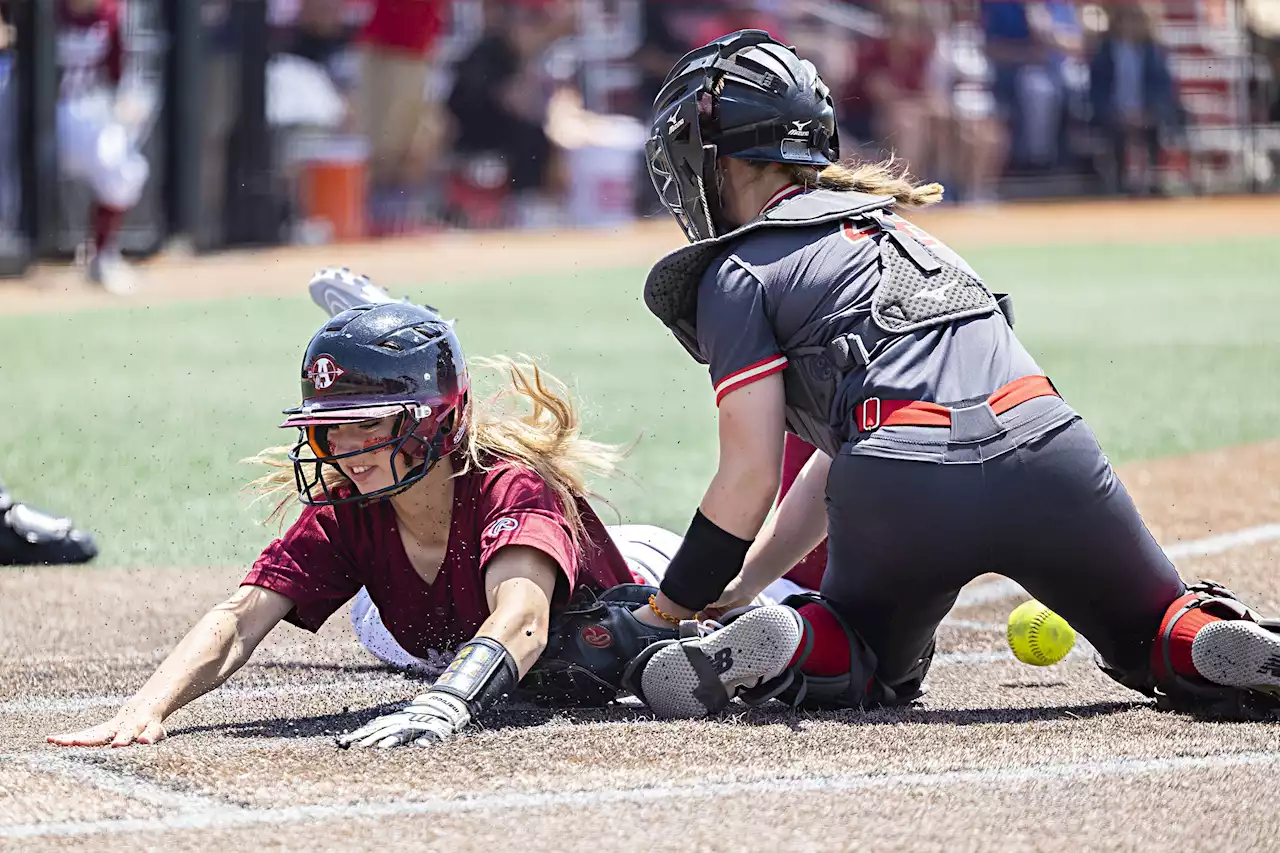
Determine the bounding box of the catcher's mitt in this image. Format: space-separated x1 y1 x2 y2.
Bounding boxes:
522 584 678 706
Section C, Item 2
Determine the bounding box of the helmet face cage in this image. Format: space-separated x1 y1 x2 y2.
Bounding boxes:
646 30 840 243
647 88 724 243
286 401 462 506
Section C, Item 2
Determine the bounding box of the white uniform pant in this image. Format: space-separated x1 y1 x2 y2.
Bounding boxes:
349 523 815 674
57 95 149 210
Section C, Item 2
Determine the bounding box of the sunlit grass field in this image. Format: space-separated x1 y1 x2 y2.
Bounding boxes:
2 236 1278 567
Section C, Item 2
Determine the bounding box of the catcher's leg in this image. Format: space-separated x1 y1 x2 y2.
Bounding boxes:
987 418 1279 717
633 453 985 718
986 418 1186 679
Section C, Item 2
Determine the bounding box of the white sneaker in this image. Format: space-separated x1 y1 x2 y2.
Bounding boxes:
1191 620 1280 699
87 248 137 295
308 267 397 317
633 605 804 719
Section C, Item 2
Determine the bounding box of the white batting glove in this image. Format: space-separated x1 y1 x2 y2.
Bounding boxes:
336 691 471 749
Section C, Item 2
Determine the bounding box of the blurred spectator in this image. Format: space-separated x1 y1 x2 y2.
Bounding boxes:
196 0 243 252
981 0 1085 173
355 0 449 232
1246 0 1280 123
930 3 1008 203
844 0 943 180
283 0 359 105
0 2 18 246
56 0 153 293
1088 2 1184 195
445 0 577 225
635 0 787 116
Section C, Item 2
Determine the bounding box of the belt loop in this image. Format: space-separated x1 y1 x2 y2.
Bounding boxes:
859 397 881 432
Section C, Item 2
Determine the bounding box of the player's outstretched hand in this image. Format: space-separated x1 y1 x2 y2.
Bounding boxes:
47 709 167 748
336 690 471 749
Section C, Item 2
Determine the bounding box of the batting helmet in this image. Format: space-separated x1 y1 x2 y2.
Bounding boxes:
281 302 470 505
646 30 839 243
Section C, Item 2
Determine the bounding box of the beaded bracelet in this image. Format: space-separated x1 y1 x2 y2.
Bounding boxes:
648 594 682 626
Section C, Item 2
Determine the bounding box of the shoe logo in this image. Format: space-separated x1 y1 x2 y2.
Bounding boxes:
916 282 956 303
1258 655 1280 678
709 648 735 675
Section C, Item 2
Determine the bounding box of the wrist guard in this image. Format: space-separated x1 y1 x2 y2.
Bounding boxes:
432 636 519 717
659 509 753 612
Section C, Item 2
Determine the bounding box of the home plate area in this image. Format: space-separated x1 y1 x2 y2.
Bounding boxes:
3 443 1280 852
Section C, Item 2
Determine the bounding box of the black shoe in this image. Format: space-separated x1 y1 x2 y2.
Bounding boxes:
0 485 98 566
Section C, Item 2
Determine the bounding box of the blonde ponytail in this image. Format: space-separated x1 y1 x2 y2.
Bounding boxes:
781 157 944 208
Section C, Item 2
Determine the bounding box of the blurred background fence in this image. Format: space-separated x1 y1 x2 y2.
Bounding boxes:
0 0 1277 274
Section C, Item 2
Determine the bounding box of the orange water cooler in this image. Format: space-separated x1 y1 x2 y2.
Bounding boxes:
297 136 369 243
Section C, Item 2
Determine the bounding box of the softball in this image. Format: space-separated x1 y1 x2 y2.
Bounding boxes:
1007 599 1076 666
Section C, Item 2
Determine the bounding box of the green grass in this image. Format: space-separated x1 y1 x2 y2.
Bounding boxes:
1 236 1278 568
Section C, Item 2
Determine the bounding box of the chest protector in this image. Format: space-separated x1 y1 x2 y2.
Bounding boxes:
644 190 1012 456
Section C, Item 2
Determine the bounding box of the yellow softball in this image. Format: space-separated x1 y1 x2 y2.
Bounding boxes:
1007 599 1076 666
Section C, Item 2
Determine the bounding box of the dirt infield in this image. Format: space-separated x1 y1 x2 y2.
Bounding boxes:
3 440 1279 852
1 195 1277 318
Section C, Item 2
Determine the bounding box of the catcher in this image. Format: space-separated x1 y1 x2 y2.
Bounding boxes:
45 295 768 750
625 30 1280 721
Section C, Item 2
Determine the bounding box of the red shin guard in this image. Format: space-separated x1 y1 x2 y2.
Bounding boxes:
790 602 852 677
1152 593 1223 680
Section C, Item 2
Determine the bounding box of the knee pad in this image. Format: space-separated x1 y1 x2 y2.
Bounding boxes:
734 593 921 711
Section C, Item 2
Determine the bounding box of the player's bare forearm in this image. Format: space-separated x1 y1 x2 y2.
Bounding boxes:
701 375 786 539
740 449 832 589
127 586 291 719
479 545 559 676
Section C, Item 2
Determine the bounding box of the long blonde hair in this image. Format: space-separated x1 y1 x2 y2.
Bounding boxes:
245 356 628 542
778 157 944 209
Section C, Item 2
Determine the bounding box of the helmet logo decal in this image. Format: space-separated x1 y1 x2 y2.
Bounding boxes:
788 120 812 137
666 112 685 135
306 356 346 390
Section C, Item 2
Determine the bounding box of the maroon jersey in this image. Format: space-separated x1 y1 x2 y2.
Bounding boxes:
243 460 639 656
57 0 123 100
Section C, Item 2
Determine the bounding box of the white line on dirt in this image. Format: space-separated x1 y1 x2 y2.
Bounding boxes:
2 751 1276 839
0 678 406 715
952 521 1280 610
15 753 241 816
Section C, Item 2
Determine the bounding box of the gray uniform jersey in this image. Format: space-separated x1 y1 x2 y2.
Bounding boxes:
696 211 1078 462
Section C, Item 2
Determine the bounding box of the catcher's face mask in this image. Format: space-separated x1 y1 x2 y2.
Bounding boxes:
646 91 727 244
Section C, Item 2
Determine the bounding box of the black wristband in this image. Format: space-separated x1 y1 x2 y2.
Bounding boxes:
430 636 519 717
659 509 753 611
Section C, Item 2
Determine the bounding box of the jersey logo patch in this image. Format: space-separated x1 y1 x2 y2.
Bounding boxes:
580 625 613 648
306 356 346 390
485 517 520 537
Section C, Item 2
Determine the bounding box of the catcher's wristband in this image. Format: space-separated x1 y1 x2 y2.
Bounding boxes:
431 637 519 717
659 509 753 612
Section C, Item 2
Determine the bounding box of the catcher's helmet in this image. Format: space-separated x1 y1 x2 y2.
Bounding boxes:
646 30 839 243
281 302 470 505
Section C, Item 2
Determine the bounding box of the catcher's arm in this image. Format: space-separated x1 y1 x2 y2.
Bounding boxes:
47 585 293 747
338 546 557 749
709 448 832 613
